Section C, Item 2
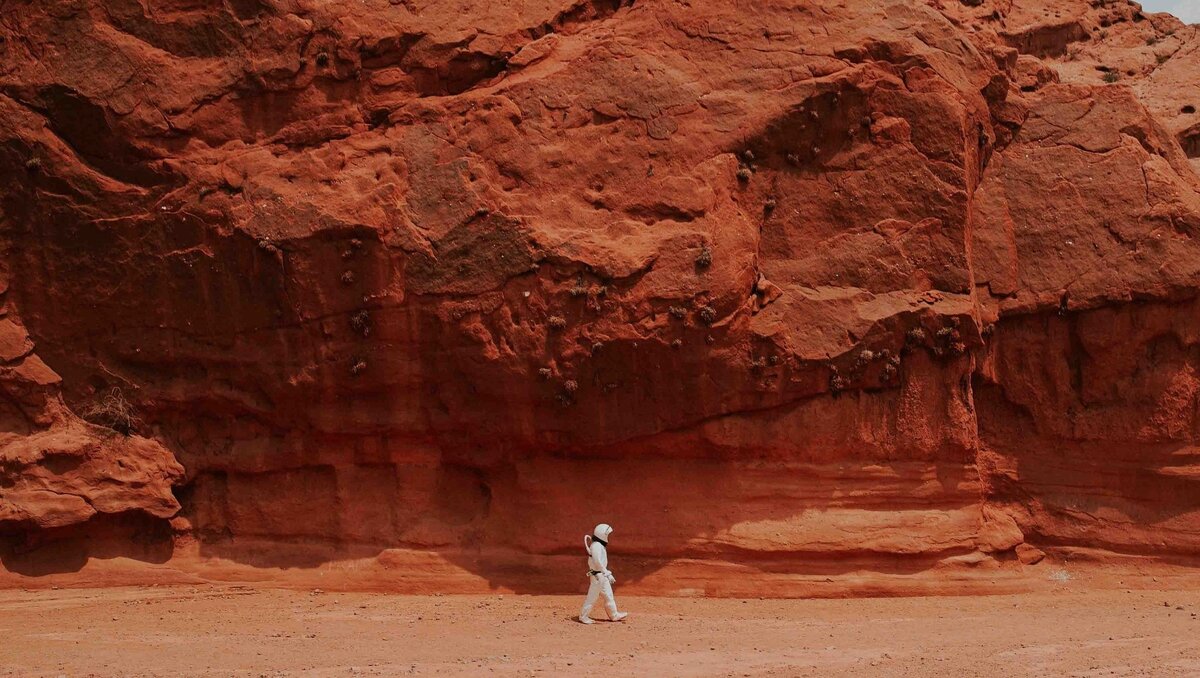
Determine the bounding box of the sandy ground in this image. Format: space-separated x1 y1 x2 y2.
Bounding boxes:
1 585 1198 677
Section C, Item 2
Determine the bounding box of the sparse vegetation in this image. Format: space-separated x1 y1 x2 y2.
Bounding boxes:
563 379 579 394
695 246 713 269
1103 71 1120 84
881 363 898 383
697 305 717 325
24 157 41 172
668 305 687 320
341 271 355 284
350 310 370 337
569 275 588 297
350 358 367 375
83 387 142 436
538 367 552 379
548 315 567 330
736 167 752 183
829 372 847 395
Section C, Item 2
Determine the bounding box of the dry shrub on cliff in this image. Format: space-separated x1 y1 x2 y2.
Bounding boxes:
569 276 588 298
350 310 371 337
829 373 848 395
881 363 898 383
82 387 142 436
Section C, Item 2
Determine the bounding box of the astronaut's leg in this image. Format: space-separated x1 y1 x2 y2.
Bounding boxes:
579 576 601 624
599 577 627 621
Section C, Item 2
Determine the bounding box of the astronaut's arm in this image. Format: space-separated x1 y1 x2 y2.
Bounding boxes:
597 546 615 582
592 543 612 576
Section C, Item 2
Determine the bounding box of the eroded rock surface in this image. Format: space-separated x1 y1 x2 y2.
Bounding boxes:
0 283 183 532
0 0 1198 593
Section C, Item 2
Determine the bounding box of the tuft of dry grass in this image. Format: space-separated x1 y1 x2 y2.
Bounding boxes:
83 387 142 436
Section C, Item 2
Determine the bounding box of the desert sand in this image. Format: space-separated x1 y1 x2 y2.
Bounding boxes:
2 583 1199 677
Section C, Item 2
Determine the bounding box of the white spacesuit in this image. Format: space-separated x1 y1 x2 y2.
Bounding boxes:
580 523 628 624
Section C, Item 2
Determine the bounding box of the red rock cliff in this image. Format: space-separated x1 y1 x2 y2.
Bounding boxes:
1 0 1199 595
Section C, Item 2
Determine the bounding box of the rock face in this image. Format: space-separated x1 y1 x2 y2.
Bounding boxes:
1 0 1199 594
0 293 183 532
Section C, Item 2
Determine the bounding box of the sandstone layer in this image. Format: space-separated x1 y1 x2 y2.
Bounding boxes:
1 0 1199 595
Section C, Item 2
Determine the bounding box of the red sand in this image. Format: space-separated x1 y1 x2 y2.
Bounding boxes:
2 584 1199 677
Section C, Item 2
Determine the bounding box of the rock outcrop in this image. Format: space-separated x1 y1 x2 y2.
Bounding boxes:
0 0 1198 594
0 284 183 532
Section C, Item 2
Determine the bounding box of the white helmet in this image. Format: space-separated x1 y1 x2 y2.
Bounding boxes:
593 523 613 541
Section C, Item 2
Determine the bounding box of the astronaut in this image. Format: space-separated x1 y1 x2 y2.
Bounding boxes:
580 523 629 624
